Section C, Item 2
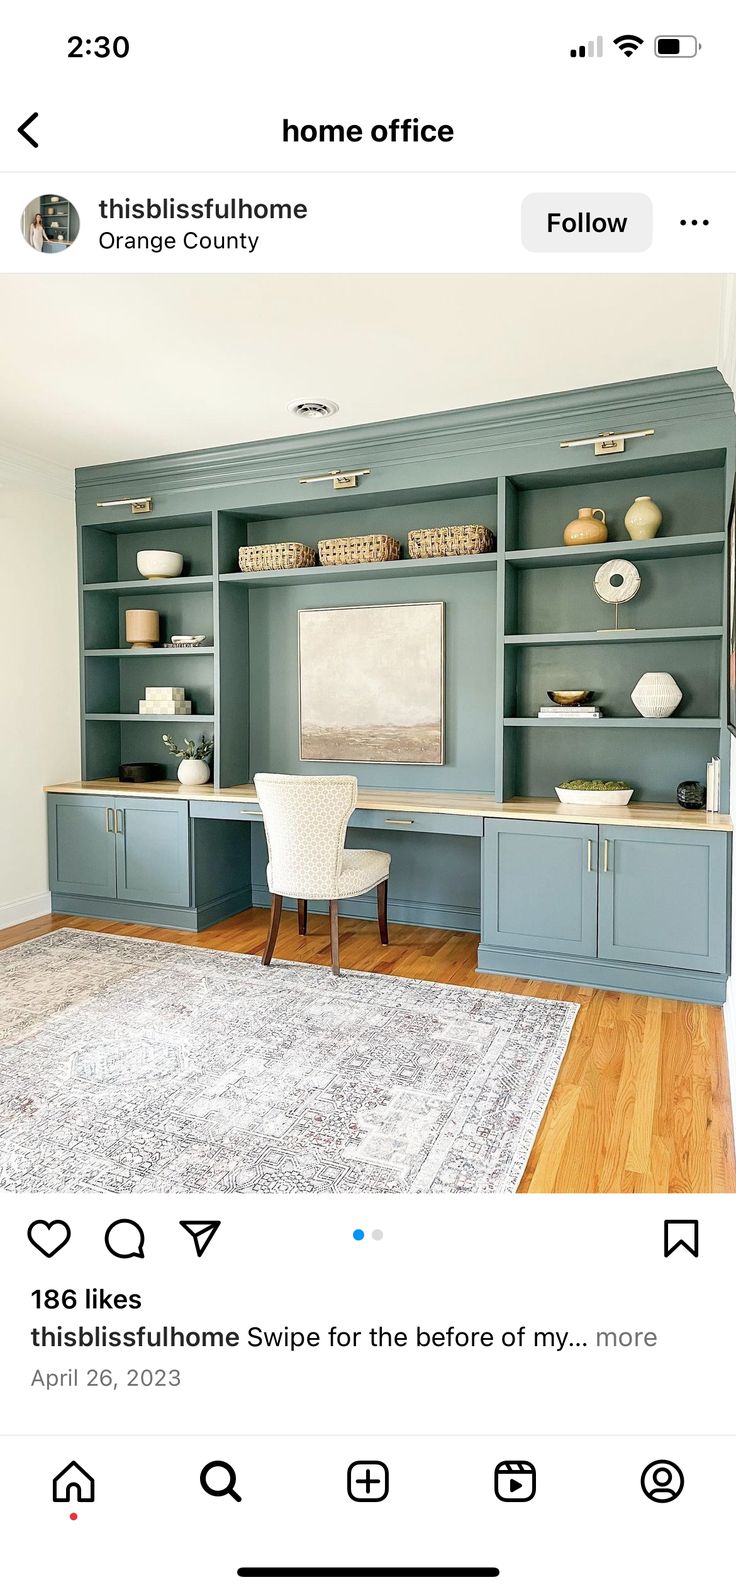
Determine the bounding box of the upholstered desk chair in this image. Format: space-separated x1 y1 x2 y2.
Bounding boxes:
254 773 390 976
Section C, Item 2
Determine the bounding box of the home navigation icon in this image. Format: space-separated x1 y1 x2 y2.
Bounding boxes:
53 1461 95 1504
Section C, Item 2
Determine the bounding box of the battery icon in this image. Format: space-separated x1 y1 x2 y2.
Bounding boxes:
654 35 701 56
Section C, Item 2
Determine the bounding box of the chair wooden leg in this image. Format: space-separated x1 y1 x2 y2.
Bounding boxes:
261 894 283 966
377 878 389 945
297 899 308 936
328 899 340 976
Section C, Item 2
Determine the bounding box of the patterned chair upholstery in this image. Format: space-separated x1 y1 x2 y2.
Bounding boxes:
254 773 391 974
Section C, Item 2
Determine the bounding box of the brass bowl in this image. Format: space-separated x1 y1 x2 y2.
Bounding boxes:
547 690 592 706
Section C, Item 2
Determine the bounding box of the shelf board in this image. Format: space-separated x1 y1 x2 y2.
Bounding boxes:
219 551 498 588
85 713 215 723
82 577 213 594
505 533 725 570
504 717 721 729
505 625 723 647
84 648 215 657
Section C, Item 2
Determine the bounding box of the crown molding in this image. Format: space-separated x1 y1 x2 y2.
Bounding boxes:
718 277 736 395
0 444 74 501
76 368 735 498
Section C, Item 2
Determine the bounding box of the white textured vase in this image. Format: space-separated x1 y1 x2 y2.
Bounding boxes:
177 758 211 785
624 495 662 540
631 672 682 718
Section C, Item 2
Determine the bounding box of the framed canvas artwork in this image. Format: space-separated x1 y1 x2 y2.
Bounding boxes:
298 601 445 764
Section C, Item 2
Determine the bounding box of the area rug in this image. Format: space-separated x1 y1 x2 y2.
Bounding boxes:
0 929 578 1194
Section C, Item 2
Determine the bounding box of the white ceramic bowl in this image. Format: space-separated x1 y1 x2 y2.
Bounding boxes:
556 786 633 808
136 549 184 580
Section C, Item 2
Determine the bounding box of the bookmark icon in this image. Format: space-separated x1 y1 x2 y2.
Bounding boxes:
663 1219 699 1259
179 1220 221 1258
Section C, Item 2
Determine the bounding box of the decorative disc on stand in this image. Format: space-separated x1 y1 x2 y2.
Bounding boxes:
593 558 641 631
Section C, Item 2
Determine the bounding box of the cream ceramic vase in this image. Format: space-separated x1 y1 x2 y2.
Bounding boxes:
624 495 662 540
563 507 608 546
177 758 211 786
631 672 682 718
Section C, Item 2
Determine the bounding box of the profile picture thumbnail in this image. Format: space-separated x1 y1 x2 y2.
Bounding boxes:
22 193 80 254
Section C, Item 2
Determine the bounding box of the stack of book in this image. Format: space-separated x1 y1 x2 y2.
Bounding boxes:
139 686 192 716
537 705 602 719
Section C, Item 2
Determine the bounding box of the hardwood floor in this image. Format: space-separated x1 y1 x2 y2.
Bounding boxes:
3 908 735 1194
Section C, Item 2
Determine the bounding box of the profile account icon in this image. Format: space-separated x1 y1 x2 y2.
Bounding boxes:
640 1460 684 1503
53 1461 95 1504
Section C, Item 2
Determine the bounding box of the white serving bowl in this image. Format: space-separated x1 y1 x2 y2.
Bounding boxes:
136 549 184 580
556 786 633 808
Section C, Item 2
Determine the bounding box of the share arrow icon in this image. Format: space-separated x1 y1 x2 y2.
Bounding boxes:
179 1220 221 1258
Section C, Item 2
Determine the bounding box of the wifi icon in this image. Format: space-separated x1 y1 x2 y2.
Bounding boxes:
614 33 644 56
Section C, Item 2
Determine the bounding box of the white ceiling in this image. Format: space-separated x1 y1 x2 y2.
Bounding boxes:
0 274 729 469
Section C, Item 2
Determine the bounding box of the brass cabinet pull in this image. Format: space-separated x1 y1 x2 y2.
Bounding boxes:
115 808 125 835
384 817 415 825
603 839 610 872
105 807 114 834
587 839 593 872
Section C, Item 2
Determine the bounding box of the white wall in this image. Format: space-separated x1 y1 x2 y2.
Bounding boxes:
0 452 79 927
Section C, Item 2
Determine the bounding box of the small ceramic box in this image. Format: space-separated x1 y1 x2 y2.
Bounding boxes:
145 685 185 701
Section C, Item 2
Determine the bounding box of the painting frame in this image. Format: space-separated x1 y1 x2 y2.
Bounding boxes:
297 601 445 765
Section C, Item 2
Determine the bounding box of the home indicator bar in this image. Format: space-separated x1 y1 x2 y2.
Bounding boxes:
236 1572 501 1582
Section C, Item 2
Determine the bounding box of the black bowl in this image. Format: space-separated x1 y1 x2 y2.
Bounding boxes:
119 762 165 783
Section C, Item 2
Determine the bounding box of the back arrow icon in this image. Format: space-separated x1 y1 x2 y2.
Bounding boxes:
18 112 39 148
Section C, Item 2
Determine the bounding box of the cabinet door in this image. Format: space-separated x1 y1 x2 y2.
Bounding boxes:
48 795 118 898
482 818 598 956
114 799 191 908
597 826 729 973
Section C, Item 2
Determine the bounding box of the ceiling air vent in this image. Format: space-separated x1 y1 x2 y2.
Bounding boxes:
286 399 339 418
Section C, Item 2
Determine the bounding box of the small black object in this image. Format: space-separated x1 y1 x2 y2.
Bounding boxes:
119 762 164 783
676 780 706 810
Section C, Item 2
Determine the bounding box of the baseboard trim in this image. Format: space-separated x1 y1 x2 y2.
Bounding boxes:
250 885 479 934
0 891 52 930
477 943 727 1005
50 888 252 931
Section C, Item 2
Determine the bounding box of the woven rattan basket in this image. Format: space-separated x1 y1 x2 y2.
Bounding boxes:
407 524 495 559
238 542 317 573
318 534 401 566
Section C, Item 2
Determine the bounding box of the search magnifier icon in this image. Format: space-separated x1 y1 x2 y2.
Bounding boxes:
200 1460 242 1502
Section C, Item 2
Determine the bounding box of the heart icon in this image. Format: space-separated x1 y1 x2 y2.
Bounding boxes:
27 1220 71 1258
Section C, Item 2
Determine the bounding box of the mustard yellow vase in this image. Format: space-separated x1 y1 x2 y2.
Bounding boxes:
562 506 608 546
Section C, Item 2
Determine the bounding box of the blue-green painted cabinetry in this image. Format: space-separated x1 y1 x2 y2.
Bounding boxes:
49 794 190 908
482 818 598 956
479 817 730 1002
597 824 728 975
47 367 735 997
48 795 118 899
48 794 250 930
112 798 190 908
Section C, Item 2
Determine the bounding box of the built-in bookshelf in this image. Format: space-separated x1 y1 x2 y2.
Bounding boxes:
75 372 735 809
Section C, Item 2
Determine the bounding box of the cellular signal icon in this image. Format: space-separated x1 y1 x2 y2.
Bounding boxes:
570 35 603 57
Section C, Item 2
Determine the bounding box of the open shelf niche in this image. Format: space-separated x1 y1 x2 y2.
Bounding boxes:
79 511 218 780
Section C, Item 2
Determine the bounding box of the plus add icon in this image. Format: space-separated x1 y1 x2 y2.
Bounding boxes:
347 1460 389 1503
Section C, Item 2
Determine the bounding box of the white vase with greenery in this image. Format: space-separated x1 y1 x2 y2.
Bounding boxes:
162 732 214 785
